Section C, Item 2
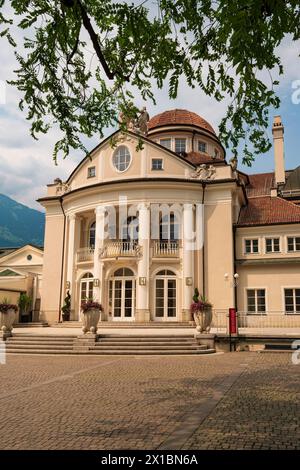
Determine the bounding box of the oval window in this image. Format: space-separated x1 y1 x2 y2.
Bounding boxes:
112 146 131 172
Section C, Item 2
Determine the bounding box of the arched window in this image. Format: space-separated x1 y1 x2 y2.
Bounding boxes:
109 268 135 319
155 269 176 319
89 222 96 248
156 270 176 276
113 268 134 277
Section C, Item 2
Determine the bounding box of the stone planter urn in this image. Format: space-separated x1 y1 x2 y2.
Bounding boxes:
193 307 213 333
80 301 102 334
0 305 18 339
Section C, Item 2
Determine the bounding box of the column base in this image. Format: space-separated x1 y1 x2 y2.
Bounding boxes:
73 333 98 352
135 309 151 322
194 333 216 349
180 309 192 322
0 330 12 341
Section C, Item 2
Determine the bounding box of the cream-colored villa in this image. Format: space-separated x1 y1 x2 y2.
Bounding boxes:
37 109 300 326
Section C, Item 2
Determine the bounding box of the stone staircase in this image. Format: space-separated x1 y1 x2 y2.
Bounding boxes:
53 321 195 329
1 333 215 355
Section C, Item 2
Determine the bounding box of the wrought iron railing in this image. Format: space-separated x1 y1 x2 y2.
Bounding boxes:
211 310 300 333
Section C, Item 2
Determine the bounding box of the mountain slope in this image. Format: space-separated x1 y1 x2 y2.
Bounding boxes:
0 194 45 247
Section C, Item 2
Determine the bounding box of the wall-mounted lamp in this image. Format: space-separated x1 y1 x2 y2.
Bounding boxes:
224 273 239 287
139 277 147 286
93 278 100 287
185 277 193 286
66 281 71 289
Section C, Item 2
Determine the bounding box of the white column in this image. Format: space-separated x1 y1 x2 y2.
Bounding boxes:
182 203 194 320
136 203 150 322
93 206 106 305
66 214 76 293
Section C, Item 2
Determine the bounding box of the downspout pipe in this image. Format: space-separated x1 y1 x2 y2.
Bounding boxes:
58 197 66 323
233 225 238 310
201 182 206 297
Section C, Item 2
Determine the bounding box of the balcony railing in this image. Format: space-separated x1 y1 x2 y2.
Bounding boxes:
76 247 94 262
153 240 179 257
100 240 141 258
211 310 300 333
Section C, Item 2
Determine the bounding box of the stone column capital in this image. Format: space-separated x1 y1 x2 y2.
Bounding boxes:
137 202 150 212
95 205 106 216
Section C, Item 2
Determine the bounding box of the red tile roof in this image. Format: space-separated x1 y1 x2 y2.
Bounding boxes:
185 151 225 165
246 172 275 197
238 196 300 226
148 109 216 135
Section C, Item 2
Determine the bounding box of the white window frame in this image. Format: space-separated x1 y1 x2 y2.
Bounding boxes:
174 138 186 153
198 141 207 153
245 288 267 314
283 287 300 315
87 166 96 178
151 158 164 171
244 238 259 254
265 237 281 254
160 138 172 150
286 236 300 253
154 270 177 321
112 146 132 173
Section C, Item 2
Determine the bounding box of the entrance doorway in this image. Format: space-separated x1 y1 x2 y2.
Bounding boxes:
79 272 94 319
155 270 177 320
109 268 135 320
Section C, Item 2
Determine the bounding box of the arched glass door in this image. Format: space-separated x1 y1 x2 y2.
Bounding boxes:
155 270 177 320
109 268 135 320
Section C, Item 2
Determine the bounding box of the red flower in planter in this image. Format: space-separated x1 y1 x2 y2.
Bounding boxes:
0 303 18 313
81 301 103 313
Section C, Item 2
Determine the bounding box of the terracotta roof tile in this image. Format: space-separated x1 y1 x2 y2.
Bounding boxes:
238 196 300 226
185 151 225 165
148 109 216 134
246 172 275 197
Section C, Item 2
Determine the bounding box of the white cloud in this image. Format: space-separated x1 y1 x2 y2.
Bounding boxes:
0 8 299 211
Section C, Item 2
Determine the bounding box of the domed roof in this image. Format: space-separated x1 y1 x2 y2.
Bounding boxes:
148 109 216 135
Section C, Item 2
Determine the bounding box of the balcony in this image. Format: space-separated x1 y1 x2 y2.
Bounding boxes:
100 240 141 258
152 241 179 257
77 247 94 263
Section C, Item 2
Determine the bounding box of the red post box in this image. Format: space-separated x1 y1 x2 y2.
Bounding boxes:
229 308 238 335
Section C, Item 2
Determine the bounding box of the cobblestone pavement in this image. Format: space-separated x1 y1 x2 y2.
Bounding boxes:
0 352 299 450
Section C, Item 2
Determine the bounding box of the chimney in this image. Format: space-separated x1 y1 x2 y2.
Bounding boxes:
272 115 285 185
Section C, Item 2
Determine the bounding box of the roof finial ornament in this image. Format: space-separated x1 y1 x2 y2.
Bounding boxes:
229 156 238 172
135 106 150 136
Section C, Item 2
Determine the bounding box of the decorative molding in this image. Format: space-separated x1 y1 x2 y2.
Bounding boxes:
190 164 216 180
56 182 71 195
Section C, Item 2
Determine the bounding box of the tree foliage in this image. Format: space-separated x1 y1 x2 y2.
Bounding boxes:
1 0 299 164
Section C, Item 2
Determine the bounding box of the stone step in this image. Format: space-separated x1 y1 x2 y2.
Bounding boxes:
0 348 215 356
99 335 194 340
95 341 197 346
91 344 207 350
8 335 76 340
14 323 49 328
5 343 74 350
54 322 194 328
5 342 74 348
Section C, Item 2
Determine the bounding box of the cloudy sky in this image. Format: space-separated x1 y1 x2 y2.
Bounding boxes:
0 7 299 211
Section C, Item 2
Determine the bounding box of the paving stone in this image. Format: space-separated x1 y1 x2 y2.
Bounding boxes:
0 353 298 449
